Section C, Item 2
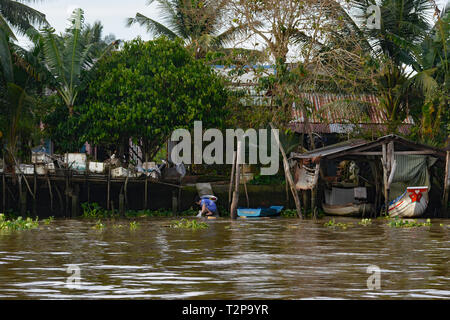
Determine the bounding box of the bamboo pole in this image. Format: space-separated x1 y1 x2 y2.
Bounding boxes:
269 123 303 219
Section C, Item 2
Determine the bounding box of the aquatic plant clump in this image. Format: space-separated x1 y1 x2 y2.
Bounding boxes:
93 220 105 230
324 219 353 230
387 218 432 228
0 214 39 231
129 221 139 230
359 218 372 226
170 219 209 230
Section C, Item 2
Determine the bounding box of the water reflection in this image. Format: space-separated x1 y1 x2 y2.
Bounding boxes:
0 217 448 299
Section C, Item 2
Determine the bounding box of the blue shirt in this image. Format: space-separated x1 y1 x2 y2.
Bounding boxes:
200 199 217 213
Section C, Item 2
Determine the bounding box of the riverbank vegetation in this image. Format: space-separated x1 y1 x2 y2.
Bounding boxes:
0 0 447 166
0 1 448 219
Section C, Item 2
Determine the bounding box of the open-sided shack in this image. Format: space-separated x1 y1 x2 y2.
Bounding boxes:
290 134 449 218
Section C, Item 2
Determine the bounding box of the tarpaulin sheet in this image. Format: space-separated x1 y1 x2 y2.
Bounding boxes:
388 155 437 201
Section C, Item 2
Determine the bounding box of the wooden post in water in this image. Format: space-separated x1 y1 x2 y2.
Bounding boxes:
65 170 69 217
144 175 148 209
107 166 111 210
230 142 242 219
2 158 5 213
47 174 54 213
228 151 237 207
269 123 303 219
381 142 396 216
119 193 125 216
242 165 250 208
33 164 37 216
172 189 178 215
19 177 27 216
72 183 79 217
443 151 449 217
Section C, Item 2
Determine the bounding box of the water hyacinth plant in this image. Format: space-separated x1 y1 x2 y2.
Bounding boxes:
129 221 139 230
359 218 372 226
0 214 39 231
324 219 353 230
170 219 209 230
387 218 432 228
93 220 105 230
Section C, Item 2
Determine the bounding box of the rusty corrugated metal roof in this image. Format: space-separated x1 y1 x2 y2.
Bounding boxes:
290 93 414 134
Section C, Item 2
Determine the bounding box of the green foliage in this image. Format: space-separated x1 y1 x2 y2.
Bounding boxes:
129 221 139 230
324 219 354 229
29 9 117 116
92 220 105 230
170 218 209 230
358 218 372 226
387 217 432 228
43 216 54 225
81 202 116 219
126 0 244 59
249 174 286 185
0 214 39 231
77 37 229 160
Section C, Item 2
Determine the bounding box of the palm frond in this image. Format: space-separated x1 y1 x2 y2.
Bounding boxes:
0 27 13 83
127 12 179 39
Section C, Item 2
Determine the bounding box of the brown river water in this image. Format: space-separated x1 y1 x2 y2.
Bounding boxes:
0 217 449 299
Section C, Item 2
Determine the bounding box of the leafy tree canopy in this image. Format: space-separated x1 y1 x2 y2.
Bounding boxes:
77 37 229 160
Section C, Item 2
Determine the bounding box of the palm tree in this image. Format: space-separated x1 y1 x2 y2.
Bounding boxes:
29 8 118 116
0 32 40 168
0 0 47 39
126 0 241 58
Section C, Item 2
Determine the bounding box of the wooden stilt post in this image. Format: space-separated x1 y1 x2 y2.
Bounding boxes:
230 142 242 219
107 166 111 210
19 177 27 216
65 170 69 217
242 165 250 208
119 193 125 216
72 183 79 218
47 174 53 213
382 142 396 216
172 189 178 215
443 151 449 217
228 151 237 207
382 143 388 216
270 123 303 219
33 164 37 217
2 158 5 213
144 175 148 209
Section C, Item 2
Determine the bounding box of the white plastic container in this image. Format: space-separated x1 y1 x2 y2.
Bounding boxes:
111 167 128 178
35 164 47 175
32 152 52 164
64 153 87 171
45 163 55 173
89 161 105 174
15 164 34 175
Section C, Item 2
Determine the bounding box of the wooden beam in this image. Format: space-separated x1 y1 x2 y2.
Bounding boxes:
270 123 303 219
347 151 440 156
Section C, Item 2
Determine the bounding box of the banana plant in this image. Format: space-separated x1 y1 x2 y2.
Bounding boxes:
30 8 118 116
